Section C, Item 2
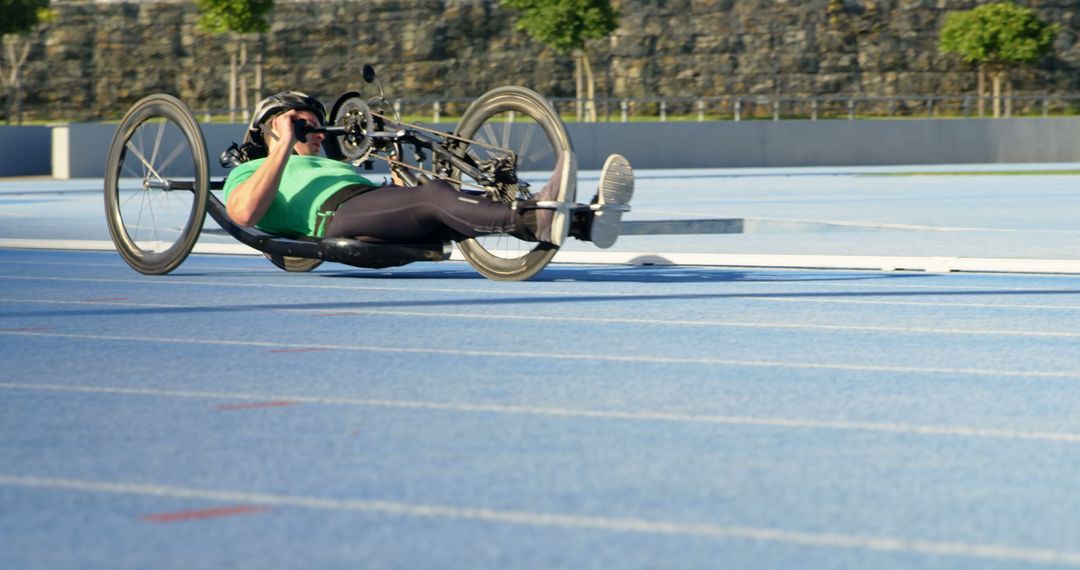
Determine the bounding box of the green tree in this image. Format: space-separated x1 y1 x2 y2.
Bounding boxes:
939 2 1057 118
195 0 273 122
0 0 51 124
501 0 619 122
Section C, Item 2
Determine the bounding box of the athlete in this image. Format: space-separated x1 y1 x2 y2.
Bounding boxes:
222 91 633 249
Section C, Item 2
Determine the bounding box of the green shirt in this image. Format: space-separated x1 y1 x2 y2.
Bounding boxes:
223 156 377 237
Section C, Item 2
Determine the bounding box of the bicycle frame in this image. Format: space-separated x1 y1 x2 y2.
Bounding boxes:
300 105 525 199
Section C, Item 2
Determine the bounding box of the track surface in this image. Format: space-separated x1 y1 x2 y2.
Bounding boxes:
4 249 1080 569
3 167 1080 568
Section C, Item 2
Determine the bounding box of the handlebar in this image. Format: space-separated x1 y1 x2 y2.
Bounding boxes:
293 118 404 143
293 119 345 142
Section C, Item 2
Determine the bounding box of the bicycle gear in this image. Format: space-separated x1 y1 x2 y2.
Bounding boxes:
479 155 520 204
330 95 374 162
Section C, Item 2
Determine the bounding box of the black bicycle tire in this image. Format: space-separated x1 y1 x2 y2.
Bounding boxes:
104 94 208 275
453 86 572 282
323 90 362 161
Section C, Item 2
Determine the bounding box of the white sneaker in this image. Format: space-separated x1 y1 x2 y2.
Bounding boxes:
590 154 634 249
549 150 576 246
526 150 576 246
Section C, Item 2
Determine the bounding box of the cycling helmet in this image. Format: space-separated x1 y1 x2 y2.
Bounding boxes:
222 91 327 167
244 90 326 147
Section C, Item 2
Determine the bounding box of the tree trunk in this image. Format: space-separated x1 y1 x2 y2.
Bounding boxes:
14 45 26 124
1 39 13 124
574 50 583 122
977 65 985 118
580 49 597 122
228 43 237 123
1005 76 1012 118
255 49 263 103
12 75 21 125
2 37 31 125
992 71 1002 118
240 40 249 119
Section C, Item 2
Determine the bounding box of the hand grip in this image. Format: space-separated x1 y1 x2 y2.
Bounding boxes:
293 118 314 142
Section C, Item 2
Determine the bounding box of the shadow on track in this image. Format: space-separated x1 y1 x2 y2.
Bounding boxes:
310 265 934 285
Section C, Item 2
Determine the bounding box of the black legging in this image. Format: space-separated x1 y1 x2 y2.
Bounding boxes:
325 180 518 242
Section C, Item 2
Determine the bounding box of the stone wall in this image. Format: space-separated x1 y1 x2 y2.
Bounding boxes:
10 0 1080 121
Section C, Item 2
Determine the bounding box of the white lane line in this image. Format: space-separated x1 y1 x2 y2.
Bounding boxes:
0 259 273 272
4 257 1079 294
2 474 1078 566
0 297 183 306
4 297 1080 338
795 280 1080 293
6 240 1080 275
0 239 258 256
2 274 1080 312
295 308 1080 338
0 274 586 297
6 381 1080 444
776 282 1080 294
8 254 1080 291
1 330 1078 379
743 216 1080 235
758 297 1080 311
537 251 1080 275
0 298 182 308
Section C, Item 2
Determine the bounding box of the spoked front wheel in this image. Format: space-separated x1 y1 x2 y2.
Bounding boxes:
452 86 574 281
104 94 209 275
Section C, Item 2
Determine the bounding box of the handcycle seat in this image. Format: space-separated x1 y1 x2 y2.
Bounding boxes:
318 235 451 269
206 183 450 269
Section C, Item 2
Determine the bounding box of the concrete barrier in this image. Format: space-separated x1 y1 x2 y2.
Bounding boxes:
4 117 1079 178
0 126 51 176
566 118 1080 169
50 122 249 179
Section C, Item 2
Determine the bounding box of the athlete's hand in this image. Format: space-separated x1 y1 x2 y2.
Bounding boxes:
390 168 407 186
269 110 300 145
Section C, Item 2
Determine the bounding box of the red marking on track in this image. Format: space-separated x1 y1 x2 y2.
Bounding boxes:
214 400 297 411
142 504 268 523
268 347 330 353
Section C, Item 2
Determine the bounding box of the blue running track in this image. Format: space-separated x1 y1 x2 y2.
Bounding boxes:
3 168 1080 569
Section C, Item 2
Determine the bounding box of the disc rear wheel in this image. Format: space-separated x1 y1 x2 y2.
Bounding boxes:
263 253 324 272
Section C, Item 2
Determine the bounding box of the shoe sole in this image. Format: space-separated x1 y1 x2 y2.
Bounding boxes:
591 154 634 249
550 150 576 247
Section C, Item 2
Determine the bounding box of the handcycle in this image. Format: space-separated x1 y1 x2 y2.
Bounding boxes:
103 65 627 281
